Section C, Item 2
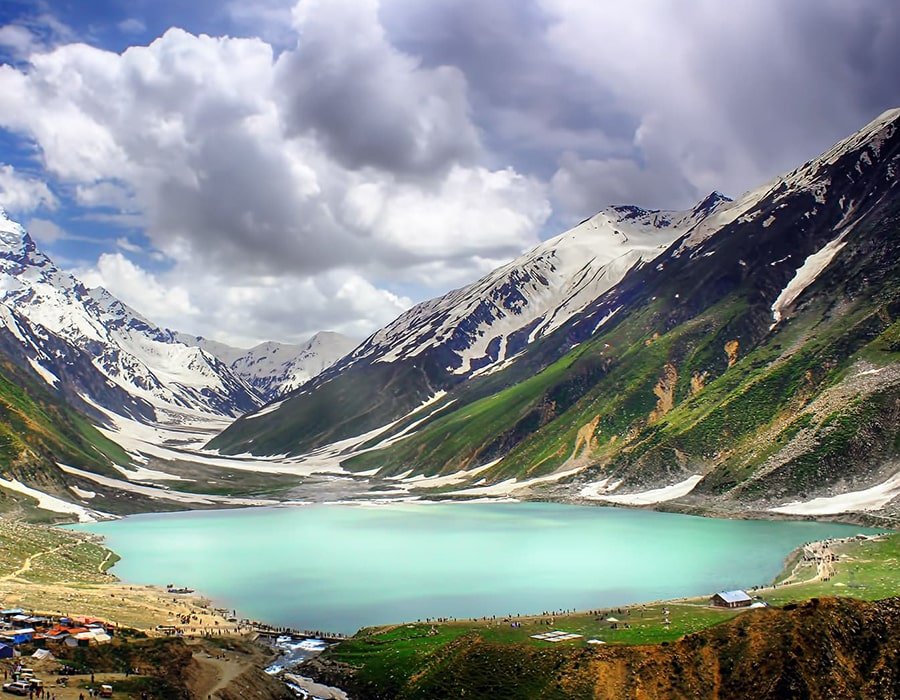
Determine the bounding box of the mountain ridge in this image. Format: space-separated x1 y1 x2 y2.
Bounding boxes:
210 189 738 456
178 330 357 401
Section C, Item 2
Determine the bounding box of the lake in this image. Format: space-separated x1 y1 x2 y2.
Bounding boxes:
74 501 876 634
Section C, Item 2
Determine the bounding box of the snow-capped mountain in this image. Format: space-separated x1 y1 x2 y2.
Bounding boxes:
562 107 900 343
211 192 737 455
346 192 733 376
179 331 357 400
0 211 260 424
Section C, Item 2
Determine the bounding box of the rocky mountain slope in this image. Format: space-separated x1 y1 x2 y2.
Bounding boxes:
0 210 260 425
179 331 357 401
0 211 266 515
210 192 735 455
0 210 366 518
0 347 129 503
213 109 900 516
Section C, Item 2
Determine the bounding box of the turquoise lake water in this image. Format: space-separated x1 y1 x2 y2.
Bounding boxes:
74 502 876 634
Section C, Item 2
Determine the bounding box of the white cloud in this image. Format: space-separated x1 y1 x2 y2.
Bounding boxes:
115 237 144 254
78 253 198 322
117 18 146 35
342 165 549 261
0 24 36 58
25 217 66 244
0 19 548 342
77 253 412 346
0 164 58 213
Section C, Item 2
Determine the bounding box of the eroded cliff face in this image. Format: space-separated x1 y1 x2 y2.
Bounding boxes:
183 638 295 700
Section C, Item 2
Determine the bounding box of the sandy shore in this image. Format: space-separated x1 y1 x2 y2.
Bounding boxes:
0 577 247 633
0 516 243 633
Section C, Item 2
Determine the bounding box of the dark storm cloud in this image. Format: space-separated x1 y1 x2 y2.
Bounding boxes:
379 0 900 221
665 0 900 182
277 0 480 178
380 0 635 179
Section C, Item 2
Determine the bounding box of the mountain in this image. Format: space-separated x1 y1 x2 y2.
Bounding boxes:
213 108 900 516
0 210 260 425
178 331 357 401
0 343 128 483
209 191 735 455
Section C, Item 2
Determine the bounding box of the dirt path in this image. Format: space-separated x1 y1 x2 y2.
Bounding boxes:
0 542 69 581
98 549 115 573
191 649 252 698
779 538 840 586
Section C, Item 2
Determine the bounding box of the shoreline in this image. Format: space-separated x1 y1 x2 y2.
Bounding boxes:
51 500 892 638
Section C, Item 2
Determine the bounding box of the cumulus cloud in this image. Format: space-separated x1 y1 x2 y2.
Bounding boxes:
78 253 412 346
77 253 198 322
0 164 57 213
0 20 546 273
279 0 479 177
0 12 549 342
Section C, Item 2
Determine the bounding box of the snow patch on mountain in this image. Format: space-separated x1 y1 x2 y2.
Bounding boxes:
770 469 900 515
593 474 703 505
58 463 282 506
771 230 849 326
0 476 112 522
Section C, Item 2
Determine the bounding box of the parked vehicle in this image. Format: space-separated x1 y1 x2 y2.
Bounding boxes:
2 681 31 696
99 684 114 697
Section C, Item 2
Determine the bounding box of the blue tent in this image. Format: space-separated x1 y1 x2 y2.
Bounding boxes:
0 643 13 659
2 629 33 645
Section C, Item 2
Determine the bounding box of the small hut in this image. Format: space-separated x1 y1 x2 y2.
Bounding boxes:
710 590 752 608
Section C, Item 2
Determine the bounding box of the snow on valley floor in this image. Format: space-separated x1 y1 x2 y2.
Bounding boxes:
578 474 703 505
10 385 897 519
0 476 112 522
770 470 900 515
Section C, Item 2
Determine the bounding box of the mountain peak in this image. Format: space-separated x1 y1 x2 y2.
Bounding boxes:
0 208 34 257
694 191 733 213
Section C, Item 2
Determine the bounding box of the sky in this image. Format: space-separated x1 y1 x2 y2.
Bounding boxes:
0 0 898 347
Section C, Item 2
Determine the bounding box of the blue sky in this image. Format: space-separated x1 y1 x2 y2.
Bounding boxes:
0 0 898 346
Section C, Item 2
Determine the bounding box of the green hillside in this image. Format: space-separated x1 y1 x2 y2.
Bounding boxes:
0 355 127 510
